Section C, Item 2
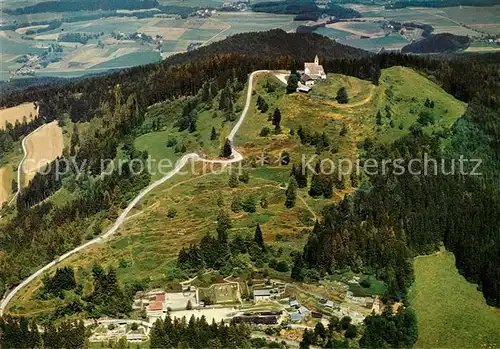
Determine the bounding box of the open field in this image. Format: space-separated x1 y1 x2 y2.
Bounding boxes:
465 42 500 53
337 34 409 52
376 66 467 142
383 6 499 37
313 26 351 40
158 0 224 6
205 12 304 43
14 24 49 34
0 31 46 56
335 5 500 39
0 102 37 129
326 21 385 38
409 250 500 348
417 5 500 35
22 121 64 186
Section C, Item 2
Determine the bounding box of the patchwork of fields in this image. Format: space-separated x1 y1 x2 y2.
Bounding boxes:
315 4 500 52
1 12 301 80
1 3 499 79
0 102 39 205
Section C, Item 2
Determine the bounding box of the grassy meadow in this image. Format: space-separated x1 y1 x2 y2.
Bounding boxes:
409 250 500 348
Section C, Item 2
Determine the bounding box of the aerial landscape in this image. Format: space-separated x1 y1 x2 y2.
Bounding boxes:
0 0 499 348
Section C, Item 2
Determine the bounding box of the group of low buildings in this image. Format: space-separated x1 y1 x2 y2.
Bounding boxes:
133 287 198 322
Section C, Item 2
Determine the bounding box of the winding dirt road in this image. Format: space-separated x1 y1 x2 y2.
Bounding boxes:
5 110 44 206
0 70 268 315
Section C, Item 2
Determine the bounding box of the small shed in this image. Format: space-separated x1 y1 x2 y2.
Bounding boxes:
298 306 310 315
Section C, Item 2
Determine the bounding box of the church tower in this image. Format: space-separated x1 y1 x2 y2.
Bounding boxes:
314 55 319 65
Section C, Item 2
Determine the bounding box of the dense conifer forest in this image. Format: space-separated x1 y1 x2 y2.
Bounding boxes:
0 29 499 346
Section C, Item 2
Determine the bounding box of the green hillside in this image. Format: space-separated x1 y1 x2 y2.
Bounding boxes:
6 66 469 319
410 250 500 348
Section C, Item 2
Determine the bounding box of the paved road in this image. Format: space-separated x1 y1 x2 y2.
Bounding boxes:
0 70 268 316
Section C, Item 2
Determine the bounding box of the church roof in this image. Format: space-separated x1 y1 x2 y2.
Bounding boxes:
304 62 325 75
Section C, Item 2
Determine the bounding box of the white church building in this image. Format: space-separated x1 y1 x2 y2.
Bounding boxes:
297 54 327 92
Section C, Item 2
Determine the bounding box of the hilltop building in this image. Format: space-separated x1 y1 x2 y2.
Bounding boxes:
303 55 326 81
296 54 326 92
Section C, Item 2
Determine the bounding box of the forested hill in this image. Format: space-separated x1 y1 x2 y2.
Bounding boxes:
251 0 361 20
402 33 471 54
169 30 369 64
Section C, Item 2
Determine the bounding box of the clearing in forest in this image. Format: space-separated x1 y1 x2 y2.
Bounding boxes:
0 102 37 129
22 121 64 186
409 250 500 348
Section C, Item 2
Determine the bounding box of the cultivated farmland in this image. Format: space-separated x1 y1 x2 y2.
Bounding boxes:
0 102 37 129
22 121 64 186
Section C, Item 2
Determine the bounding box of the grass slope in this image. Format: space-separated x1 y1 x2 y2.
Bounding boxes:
376 66 467 142
409 250 500 349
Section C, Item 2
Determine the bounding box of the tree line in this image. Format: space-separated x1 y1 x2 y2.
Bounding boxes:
150 314 252 348
0 316 85 349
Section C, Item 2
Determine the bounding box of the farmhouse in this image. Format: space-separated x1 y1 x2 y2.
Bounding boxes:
300 74 316 87
253 289 271 302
